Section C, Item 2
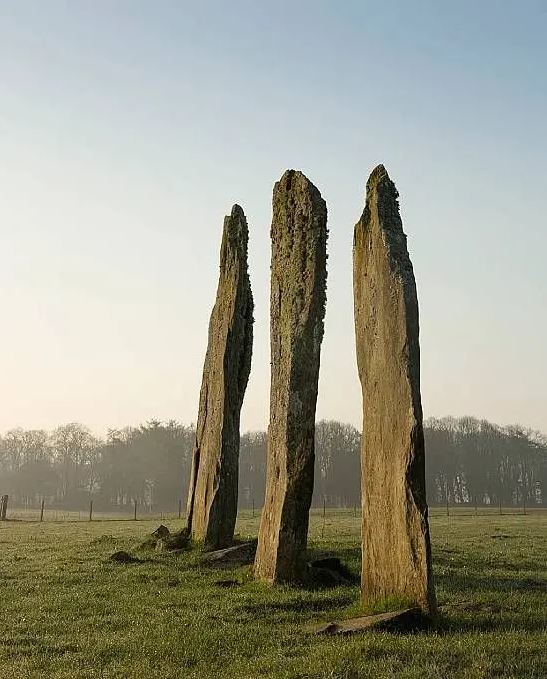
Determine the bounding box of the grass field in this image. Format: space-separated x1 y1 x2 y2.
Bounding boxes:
0 509 545 678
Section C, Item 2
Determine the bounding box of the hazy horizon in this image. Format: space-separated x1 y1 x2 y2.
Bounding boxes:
2 1 546 437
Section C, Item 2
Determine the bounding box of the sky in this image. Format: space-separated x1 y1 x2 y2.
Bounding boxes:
1 0 546 436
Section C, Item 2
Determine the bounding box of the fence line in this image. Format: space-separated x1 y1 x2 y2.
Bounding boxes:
0 498 544 524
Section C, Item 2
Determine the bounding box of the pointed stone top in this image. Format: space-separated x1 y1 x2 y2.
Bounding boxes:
357 165 412 278
366 164 398 200
220 204 248 266
272 170 327 223
230 204 245 219
278 168 308 184
224 204 248 238
276 169 324 202
367 163 389 185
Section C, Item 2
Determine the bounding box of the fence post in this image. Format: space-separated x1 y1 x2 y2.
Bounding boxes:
323 498 326 518
89 500 93 521
178 499 182 519
252 496 255 518
134 499 137 521
0 495 8 521
40 499 45 522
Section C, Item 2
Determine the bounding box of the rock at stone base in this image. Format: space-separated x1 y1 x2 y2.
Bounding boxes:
155 529 190 552
151 524 170 539
309 608 427 635
306 556 356 587
309 556 343 570
202 539 258 566
308 567 349 588
138 526 190 552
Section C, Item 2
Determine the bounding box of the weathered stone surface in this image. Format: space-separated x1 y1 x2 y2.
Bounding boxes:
186 205 254 549
0 494 8 520
309 608 426 635
353 165 436 615
155 529 190 552
254 170 328 583
151 524 170 540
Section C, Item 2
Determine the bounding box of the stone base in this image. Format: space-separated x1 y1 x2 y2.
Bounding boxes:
309 607 428 635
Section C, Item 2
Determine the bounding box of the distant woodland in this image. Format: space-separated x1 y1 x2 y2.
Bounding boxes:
0 417 545 510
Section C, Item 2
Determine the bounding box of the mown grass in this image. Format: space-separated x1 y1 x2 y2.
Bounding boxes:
0 509 545 678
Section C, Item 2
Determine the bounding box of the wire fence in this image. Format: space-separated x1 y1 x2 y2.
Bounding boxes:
0 497 186 523
0 495 544 525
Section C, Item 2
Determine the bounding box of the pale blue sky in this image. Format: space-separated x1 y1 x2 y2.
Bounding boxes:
1 1 546 435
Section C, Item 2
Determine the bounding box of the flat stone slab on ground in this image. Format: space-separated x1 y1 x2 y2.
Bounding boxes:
202 539 258 566
310 608 426 635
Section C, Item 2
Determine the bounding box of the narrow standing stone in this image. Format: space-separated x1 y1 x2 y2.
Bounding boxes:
186 205 253 549
353 165 436 615
0 495 8 520
255 170 328 583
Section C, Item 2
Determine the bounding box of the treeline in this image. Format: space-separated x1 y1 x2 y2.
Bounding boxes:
0 417 545 510
425 417 546 507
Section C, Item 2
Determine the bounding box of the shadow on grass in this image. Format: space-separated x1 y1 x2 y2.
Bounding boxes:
434 549 546 594
239 594 356 618
433 549 546 633
437 570 546 594
435 611 544 634
434 547 541 574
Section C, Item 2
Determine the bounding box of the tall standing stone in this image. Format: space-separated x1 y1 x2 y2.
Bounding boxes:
0 495 8 521
353 165 436 615
186 205 253 549
254 170 328 583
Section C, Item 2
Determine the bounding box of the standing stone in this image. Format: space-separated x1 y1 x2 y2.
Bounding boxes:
254 170 328 583
186 205 253 549
0 495 8 520
353 165 436 615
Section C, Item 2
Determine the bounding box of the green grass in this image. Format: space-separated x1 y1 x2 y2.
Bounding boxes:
0 509 546 678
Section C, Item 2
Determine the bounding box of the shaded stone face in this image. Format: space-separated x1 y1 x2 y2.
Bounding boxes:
186 205 253 549
254 170 328 583
353 165 436 615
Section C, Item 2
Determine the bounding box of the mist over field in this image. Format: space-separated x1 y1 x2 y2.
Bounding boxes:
1 417 545 513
